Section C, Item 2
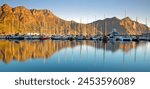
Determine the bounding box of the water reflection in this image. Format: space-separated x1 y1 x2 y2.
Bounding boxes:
0 40 149 72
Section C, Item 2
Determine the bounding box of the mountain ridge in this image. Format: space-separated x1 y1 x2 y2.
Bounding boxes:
0 4 149 35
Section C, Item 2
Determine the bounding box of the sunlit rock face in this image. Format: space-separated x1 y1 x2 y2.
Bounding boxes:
0 4 149 35
0 4 97 35
93 17 149 35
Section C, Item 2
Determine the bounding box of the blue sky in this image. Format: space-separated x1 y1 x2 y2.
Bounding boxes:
0 0 150 26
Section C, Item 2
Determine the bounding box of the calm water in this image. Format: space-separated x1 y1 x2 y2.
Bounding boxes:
0 40 150 72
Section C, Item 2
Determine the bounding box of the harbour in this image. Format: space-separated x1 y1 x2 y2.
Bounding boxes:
0 3 150 72
0 30 150 42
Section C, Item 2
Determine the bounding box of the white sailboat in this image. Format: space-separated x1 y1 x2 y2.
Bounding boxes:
139 17 149 41
102 15 108 42
76 18 84 40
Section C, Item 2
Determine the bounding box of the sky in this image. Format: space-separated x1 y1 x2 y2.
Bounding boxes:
0 0 150 26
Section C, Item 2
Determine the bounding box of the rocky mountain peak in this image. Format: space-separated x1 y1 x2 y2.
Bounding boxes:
0 4 149 35
2 4 11 8
111 17 120 21
122 17 131 21
1 4 12 13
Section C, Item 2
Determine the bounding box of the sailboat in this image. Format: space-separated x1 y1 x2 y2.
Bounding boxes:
102 15 108 43
138 17 149 41
63 21 75 40
132 17 140 42
92 16 100 40
76 19 84 40
51 18 63 40
119 34 132 41
39 16 50 40
85 20 92 40
118 12 132 41
145 17 149 41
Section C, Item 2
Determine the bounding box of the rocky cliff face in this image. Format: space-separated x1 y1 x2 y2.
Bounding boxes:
93 17 149 35
0 4 149 35
0 4 95 35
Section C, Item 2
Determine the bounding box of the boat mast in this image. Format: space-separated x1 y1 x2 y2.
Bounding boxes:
104 14 106 37
86 19 88 36
145 17 148 36
80 18 82 35
44 15 46 35
54 18 56 35
136 17 138 35
57 18 59 35
11 18 14 35
75 23 76 35
91 21 93 36
95 16 97 36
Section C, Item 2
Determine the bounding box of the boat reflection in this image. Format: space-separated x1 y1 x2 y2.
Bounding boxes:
0 40 148 64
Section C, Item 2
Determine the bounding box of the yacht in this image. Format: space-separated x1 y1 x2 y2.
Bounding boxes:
24 35 41 40
132 36 140 42
39 35 50 40
76 34 84 40
109 28 120 41
92 35 101 40
63 35 74 40
51 35 63 40
119 35 132 41
85 35 92 40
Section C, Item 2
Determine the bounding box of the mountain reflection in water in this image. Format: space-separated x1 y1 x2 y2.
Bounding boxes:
0 40 150 72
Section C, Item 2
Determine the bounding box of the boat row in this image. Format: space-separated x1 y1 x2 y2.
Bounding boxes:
0 31 150 41
0 34 50 40
51 34 150 41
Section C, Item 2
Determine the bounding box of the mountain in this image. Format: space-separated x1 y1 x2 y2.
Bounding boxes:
0 4 149 35
0 4 95 35
93 17 149 35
